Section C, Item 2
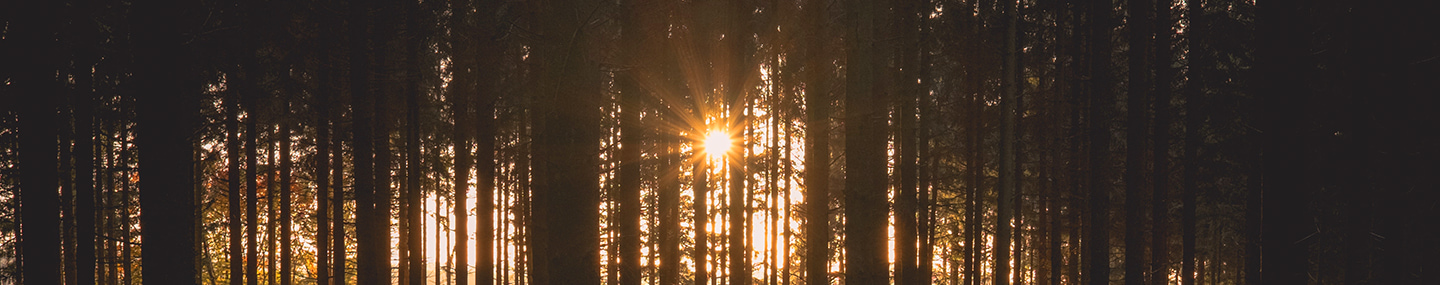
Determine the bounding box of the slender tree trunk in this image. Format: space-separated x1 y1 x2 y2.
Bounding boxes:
16 0 62 280
473 0 501 282
132 0 199 280
281 120 294 285
227 84 245 285
316 91 332 285
1087 0 1117 283
71 4 101 281
802 0 831 283
405 0 428 282
75 69 97 285
1151 1 1175 283
534 0 603 281
372 2 397 281
450 0 474 284
268 128 279 285
1124 0 1153 284
996 0 1020 283
618 0 652 283
332 105 348 285
1180 1 1203 284
844 0 887 283
895 0 922 283
476 51 498 285
727 0 754 282
245 80 261 285
348 0 377 281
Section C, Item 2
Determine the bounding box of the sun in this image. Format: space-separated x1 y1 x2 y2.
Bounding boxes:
702 130 733 159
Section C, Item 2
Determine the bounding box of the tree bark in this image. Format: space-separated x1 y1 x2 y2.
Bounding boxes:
1124 0 1153 284
802 0 831 283
132 0 199 280
226 81 244 285
280 120 294 285
1087 0 1117 283
16 0 63 281
996 0 1020 283
1151 0 1175 283
844 0 887 283
1180 1 1203 284
534 0 603 281
896 0 922 283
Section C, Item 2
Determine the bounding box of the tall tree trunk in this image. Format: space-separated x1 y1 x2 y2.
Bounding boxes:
316 90 332 285
267 128 279 285
1180 1 1204 284
996 0 1020 283
244 79 261 285
227 83 245 285
726 0 754 283
534 0 603 282
332 103 348 285
404 0 428 282
844 0 886 283
280 121 294 285
475 47 498 285
372 1 398 281
450 1 474 284
132 0 199 280
72 2 101 281
618 0 653 284
1087 0 1117 283
473 0 502 282
348 0 377 281
802 0 831 283
1151 0 1175 283
15 0 62 281
895 0 921 283
1124 0 1153 284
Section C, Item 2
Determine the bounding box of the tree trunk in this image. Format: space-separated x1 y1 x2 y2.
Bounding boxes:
226 82 244 285
244 78 261 285
727 0 753 283
348 0 377 281
618 0 653 283
1087 0 1117 283
1124 0 1153 284
534 0 603 281
1180 1 1203 284
802 0 831 283
316 88 332 285
1151 0 1175 283
895 0 921 283
280 120 294 285
132 0 199 280
404 0 428 283
15 0 62 281
450 0 474 284
996 0 1020 283
332 104 348 285
843 0 886 283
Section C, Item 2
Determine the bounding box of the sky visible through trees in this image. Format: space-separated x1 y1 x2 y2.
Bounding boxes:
3 0 1440 284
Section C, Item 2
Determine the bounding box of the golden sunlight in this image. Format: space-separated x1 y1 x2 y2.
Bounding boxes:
702 130 733 159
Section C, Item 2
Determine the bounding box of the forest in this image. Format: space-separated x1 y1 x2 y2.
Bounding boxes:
3 0 1440 284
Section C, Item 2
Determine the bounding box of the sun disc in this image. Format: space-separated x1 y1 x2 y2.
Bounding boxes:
703 130 732 158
